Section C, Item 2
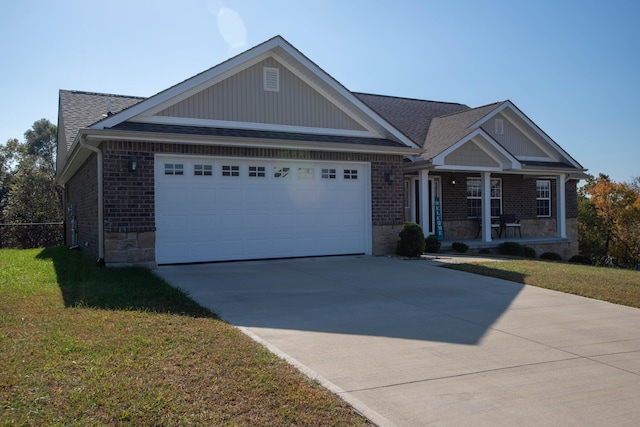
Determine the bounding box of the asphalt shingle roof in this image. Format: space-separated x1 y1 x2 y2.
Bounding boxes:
423 102 504 158
58 90 145 149
354 93 470 147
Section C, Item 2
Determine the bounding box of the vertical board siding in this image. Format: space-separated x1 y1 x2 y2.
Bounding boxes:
482 112 548 158
157 57 365 131
444 141 500 167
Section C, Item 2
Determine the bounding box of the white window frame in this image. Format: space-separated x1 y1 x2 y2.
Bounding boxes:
222 165 240 177
467 178 482 218
343 169 358 180
321 168 337 179
297 167 314 179
490 178 502 217
273 166 290 179
248 166 266 178
467 177 502 218
164 163 184 175
536 180 551 217
194 164 213 176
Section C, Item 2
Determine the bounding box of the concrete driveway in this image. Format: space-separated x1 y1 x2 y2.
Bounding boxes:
156 256 640 426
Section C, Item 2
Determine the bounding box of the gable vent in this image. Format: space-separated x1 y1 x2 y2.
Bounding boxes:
495 118 504 135
263 67 280 92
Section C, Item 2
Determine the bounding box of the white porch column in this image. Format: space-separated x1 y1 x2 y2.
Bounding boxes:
419 169 429 230
556 173 567 238
481 172 492 242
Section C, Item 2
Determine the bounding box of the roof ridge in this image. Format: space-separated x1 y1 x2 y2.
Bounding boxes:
353 92 466 106
60 89 146 100
434 101 503 119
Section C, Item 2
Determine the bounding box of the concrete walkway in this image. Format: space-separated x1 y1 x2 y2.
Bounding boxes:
156 256 640 426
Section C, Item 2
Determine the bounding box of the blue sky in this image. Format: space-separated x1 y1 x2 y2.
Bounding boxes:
1 0 638 183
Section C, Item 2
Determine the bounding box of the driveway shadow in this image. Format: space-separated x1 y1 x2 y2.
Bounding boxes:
156 257 526 345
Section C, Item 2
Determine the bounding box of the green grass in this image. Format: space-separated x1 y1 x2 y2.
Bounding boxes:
0 247 369 426
445 259 640 308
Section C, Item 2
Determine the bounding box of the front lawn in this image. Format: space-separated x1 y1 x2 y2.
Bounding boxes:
0 247 369 426
445 259 640 308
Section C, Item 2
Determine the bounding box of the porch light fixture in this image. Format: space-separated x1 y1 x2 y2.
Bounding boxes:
384 169 394 185
128 156 138 173
450 177 457 185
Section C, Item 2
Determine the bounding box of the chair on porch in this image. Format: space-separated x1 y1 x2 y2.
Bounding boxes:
473 217 501 238
499 214 522 238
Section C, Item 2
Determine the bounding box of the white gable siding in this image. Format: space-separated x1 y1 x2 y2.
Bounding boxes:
155 57 366 131
482 112 549 158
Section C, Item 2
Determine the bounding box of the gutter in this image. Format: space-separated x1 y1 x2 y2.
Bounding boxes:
79 135 105 266
84 128 421 156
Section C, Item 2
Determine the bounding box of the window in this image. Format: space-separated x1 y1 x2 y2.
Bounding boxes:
321 168 336 179
467 177 502 217
467 178 482 217
537 180 551 217
490 178 502 217
344 169 358 180
495 118 504 135
273 167 290 178
222 165 239 177
164 163 184 175
194 164 212 176
248 166 266 177
298 167 314 179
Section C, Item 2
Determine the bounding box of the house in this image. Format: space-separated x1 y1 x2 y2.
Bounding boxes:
56 36 586 268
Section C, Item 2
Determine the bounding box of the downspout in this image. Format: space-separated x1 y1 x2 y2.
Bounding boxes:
79 135 105 266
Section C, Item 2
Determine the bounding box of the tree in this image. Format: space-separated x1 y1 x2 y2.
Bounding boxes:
0 119 62 248
579 174 640 267
23 118 57 178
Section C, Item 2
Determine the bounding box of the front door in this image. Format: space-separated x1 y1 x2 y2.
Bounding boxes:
404 176 441 235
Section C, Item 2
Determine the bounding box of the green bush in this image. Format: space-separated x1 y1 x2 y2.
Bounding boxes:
478 248 492 255
451 242 469 253
424 235 441 253
569 255 593 265
497 241 524 256
396 222 425 257
523 246 537 258
540 252 563 261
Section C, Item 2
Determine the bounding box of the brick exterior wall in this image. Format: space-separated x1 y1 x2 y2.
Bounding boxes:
64 153 99 259
65 139 405 266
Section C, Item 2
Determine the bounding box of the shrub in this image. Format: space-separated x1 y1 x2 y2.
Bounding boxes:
397 222 425 257
523 246 537 258
478 248 492 255
424 235 441 253
540 252 563 261
451 242 469 253
569 255 593 265
497 241 524 256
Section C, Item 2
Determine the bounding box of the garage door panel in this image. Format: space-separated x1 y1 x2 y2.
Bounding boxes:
155 156 369 264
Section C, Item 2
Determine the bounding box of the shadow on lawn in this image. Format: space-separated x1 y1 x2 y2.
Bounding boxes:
37 246 217 318
443 263 529 284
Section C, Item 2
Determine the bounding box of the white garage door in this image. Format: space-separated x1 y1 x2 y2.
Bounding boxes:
155 155 371 264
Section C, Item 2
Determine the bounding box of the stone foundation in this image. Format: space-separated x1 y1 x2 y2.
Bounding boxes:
104 231 156 268
441 218 579 260
373 224 403 256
